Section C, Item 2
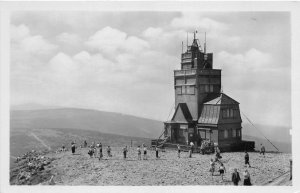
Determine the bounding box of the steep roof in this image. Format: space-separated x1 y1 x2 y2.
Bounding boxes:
198 105 220 125
198 93 240 125
204 93 239 105
171 103 193 123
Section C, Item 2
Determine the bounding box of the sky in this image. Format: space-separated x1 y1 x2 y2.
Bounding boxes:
10 11 291 127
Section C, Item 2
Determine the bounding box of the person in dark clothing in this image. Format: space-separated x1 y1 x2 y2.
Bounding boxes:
177 144 181 158
88 147 94 158
83 140 87 148
123 146 128 159
98 145 103 160
107 146 112 157
155 146 159 158
71 143 76 154
232 168 241 186
244 151 251 167
243 169 252 186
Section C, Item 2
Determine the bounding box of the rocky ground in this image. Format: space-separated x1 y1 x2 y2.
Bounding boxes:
10 146 292 186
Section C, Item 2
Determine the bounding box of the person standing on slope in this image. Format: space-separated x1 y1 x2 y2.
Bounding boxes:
209 158 215 176
137 146 141 160
71 141 76 154
231 168 241 186
123 146 128 159
98 144 103 160
177 144 181 158
143 145 147 160
244 151 251 167
243 169 252 186
260 144 266 156
219 163 226 182
107 146 112 157
155 146 159 159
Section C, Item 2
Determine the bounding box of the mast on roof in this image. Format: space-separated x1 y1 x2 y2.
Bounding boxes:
204 32 207 54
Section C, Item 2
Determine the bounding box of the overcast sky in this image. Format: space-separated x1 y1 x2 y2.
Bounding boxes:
10 11 291 127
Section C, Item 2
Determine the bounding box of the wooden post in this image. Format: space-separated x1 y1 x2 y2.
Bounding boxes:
290 159 292 180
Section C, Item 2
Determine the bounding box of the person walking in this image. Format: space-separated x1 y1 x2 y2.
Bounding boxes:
219 163 226 182
137 146 141 160
123 146 128 159
177 144 181 158
243 169 252 186
209 158 215 176
260 144 266 156
244 151 251 167
231 168 241 186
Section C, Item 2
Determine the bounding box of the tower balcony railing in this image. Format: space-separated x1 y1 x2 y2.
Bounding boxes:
174 69 197 76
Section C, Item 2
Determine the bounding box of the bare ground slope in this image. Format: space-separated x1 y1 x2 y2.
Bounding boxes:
45 148 291 186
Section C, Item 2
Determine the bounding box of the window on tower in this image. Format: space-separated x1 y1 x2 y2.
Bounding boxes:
210 85 213 92
186 86 195 94
175 87 182 95
232 129 236 137
224 130 228 138
205 85 209 92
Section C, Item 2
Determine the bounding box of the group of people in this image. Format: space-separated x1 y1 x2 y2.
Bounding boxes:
66 139 266 186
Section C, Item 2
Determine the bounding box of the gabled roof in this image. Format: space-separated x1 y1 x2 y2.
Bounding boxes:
204 93 239 105
171 103 193 123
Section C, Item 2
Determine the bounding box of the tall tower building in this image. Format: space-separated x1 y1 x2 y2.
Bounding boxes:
164 32 254 151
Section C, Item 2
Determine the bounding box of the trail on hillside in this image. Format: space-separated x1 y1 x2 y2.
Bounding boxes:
29 132 51 150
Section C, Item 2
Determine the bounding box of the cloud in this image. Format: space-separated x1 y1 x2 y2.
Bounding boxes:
10 24 30 42
85 26 149 56
56 32 81 45
216 48 272 73
171 13 228 32
11 24 57 57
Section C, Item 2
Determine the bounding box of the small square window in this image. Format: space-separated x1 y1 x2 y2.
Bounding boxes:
224 130 228 138
232 129 236 137
176 87 182 95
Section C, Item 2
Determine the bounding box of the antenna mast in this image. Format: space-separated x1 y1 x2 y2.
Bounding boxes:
204 32 207 54
186 32 188 50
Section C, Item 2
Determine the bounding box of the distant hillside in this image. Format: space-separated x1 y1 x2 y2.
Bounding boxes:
10 107 291 153
10 127 152 168
10 108 163 139
242 123 291 153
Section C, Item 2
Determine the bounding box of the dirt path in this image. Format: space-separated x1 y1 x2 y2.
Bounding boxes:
29 132 51 151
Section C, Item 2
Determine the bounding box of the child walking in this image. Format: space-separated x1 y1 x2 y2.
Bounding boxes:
177 144 181 158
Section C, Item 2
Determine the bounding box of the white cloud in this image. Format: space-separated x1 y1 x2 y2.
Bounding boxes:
56 32 81 46
216 48 272 73
11 24 57 56
10 24 30 42
85 26 149 56
171 13 228 32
